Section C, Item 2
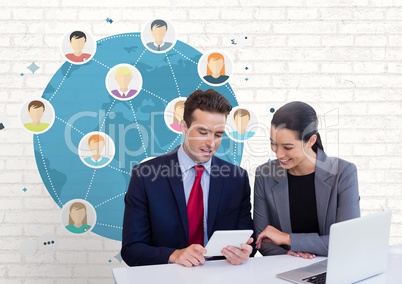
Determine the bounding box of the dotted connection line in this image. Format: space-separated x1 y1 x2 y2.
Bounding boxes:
165 53 181 97
100 99 116 132
92 59 111 69
107 164 131 176
94 192 126 208
84 169 97 200
233 143 237 165
96 223 123 230
49 64 72 102
196 81 203 90
55 116 85 136
133 48 147 67
97 33 140 44
165 134 181 153
36 135 63 206
141 88 168 103
172 48 197 64
225 84 238 105
128 100 148 158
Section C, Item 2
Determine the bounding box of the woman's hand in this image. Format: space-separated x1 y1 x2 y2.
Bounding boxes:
287 250 316 259
255 225 290 249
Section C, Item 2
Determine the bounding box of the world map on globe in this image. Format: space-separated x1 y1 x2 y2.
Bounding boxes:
34 32 243 241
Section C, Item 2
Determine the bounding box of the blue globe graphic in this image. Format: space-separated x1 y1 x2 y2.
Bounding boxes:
35 32 243 241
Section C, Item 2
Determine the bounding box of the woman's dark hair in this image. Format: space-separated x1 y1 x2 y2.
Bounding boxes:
183 89 232 127
271 101 324 153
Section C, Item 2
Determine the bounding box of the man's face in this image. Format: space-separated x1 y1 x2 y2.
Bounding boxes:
70 37 86 53
234 114 250 133
115 73 133 90
88 140 105 156
28 107 44 122
181 109 226 164
151 26 167 42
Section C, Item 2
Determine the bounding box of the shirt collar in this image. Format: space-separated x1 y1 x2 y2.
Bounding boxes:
116 90 128 96
152 42 166 48
91 157 103 162
177 144 212 175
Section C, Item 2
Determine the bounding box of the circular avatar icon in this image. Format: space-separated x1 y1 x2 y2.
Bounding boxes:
78 132 115 169
197 50 234 86
20 98 55 134
61 199 97 235
61 29 96 65
164 97 186 134
141 18 177 53
226 107 258 142
35 32 242 241
105 64 143 101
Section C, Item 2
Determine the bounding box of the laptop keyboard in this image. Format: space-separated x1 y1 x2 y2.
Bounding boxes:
302 272 327 283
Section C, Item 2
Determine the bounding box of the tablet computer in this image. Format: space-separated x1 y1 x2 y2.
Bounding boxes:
204 230 253 256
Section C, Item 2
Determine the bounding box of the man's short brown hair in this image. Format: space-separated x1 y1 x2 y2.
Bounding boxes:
183 89 232 127
28 100 45 111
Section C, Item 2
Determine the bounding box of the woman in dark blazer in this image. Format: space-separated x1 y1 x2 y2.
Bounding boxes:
254 101 360 258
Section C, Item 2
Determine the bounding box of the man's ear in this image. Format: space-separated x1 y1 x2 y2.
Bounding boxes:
180 120 188 135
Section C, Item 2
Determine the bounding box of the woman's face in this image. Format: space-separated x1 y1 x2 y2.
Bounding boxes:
270 126 316 175
207 58 224 75
174 105 184 121
70 207 86 225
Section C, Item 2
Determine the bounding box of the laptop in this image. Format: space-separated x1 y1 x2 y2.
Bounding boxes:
276 210 392 284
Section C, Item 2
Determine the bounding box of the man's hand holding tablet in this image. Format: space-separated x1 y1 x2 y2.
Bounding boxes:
205 230 254 265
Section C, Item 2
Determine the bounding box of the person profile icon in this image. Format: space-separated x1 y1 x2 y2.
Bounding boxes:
21 99 55 134
146 19 172 52
83 134 110 167
170 100 184 131
198 51 233 86
203 52 229 84
65 202 92 234
141 19 177 54
79 132 115 168
111 66 137 99
229 109 256 141
65 31 92 63
106 64 142 101
164 98 186 134
23 100 50 133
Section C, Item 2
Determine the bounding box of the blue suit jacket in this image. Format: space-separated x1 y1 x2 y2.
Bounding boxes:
121 149 254 266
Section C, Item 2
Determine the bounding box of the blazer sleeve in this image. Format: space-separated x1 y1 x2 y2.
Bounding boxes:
238 171 256 231
253 166 289 256
121 167 176 266
289 163 361 256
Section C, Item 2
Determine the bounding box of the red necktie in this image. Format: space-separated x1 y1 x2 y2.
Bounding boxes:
187 165 205 245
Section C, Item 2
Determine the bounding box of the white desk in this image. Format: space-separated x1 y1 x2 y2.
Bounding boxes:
113 246 402 284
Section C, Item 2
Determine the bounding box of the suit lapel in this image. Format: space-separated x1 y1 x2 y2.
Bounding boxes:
271 150 334 235
207 157 223 237
314 149 334 235
166 153 189 241
271 162 292 233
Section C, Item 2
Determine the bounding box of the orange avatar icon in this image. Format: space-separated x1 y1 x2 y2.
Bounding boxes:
203 53 229 84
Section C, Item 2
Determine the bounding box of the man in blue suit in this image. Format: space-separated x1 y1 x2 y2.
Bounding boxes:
121 89 254 267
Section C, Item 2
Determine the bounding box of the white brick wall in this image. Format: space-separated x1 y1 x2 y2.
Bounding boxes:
1 0 401 282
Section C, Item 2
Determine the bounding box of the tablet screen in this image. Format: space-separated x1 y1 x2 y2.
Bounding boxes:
204 230 253 256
